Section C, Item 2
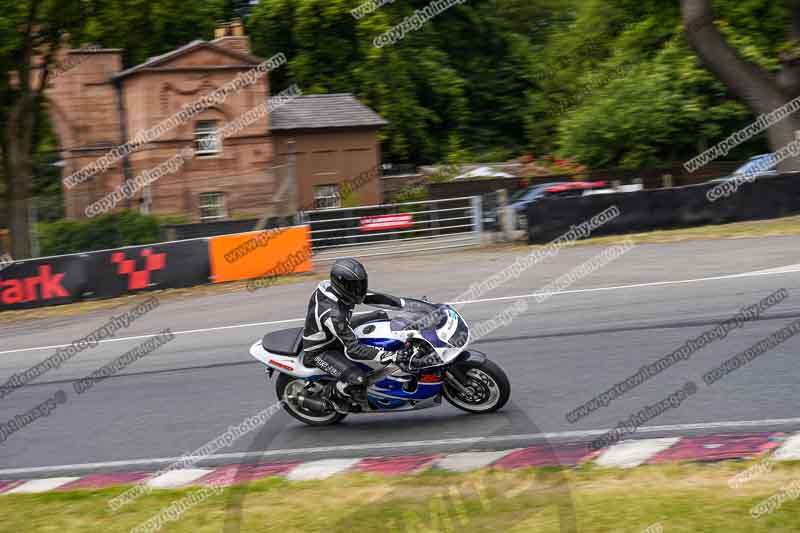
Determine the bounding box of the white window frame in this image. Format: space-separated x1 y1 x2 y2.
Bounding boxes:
314 184 341 209
195 121 220 156
199 192 227 221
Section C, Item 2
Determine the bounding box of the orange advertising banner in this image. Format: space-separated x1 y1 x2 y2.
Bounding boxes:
209 225 313 283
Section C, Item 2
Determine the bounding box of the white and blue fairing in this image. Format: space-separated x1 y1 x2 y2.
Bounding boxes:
352 300 470 409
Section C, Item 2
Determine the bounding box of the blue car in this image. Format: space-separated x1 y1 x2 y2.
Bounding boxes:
507 182 571 214
508 181 610 229
707 154 778 184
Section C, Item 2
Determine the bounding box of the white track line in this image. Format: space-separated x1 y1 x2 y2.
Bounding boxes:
0 318 304 356
2 416 799 478
3 265 799 356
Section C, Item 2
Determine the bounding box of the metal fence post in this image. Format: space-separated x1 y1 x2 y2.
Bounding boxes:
432 199 440 237
471 195 483 245
496 189 514 242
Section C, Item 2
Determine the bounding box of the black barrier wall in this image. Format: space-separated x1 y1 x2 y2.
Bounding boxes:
87 239 210 298
0 255 90 310
527 173 800 243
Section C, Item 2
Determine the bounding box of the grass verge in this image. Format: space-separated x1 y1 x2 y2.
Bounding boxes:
3 461 800 532
513 214 800 251
568 215 800 247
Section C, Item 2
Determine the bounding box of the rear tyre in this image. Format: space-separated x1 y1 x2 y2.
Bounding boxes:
443 359 510 414
275 374 347 426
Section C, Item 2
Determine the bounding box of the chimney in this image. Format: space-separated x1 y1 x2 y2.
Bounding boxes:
213 20 250 55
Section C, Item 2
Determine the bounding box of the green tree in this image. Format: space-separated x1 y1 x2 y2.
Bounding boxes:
82 0 226 67
0 0 85 258
247 0 556 164
543 0 788 168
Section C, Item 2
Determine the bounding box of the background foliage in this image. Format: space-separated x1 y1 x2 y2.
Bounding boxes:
37 211 161 255
13 0 796 212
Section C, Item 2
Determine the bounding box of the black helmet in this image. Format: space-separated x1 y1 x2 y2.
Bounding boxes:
330 258 368 306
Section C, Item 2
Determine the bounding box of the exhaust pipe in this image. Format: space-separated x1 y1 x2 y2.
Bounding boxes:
298 394 329 412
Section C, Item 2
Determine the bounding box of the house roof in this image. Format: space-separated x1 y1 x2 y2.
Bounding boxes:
111 40 263 80
269 93 388 131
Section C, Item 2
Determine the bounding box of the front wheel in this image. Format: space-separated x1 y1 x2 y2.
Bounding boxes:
443 359 510 413
275 374 347 426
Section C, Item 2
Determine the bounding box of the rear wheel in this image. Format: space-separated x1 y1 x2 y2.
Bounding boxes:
275 374 347 426
443 359 510 413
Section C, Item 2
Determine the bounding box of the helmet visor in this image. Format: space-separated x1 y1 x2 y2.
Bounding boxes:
340 277 367 304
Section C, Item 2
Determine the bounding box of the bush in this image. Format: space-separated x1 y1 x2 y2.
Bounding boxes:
38 211 162 256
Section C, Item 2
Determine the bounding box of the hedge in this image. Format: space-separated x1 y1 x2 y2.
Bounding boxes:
38 211 162 256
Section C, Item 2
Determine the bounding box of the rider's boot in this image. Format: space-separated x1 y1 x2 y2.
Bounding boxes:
331 380 366 413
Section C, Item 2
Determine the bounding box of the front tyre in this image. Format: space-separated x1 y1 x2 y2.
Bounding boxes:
275 374 347 426
444 359 510 413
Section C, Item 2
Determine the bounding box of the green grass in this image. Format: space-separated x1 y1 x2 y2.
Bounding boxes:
4 461 800 532
576 215 800 247
555 214 800 248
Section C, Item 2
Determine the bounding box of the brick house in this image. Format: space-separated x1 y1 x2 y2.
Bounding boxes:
47 22 386 222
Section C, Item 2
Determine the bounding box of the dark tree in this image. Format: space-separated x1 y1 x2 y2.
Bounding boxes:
682 0 800 170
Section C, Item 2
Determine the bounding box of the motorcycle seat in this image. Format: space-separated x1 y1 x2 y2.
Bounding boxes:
262 327 303 356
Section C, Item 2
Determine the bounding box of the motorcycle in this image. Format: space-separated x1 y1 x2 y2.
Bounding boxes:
249 298 511 426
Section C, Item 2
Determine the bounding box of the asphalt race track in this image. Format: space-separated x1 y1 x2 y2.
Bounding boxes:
2 236 800 476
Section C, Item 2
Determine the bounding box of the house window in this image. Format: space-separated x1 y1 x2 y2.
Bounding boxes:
199 192 226 221
314 184 341 209
195 121 220 156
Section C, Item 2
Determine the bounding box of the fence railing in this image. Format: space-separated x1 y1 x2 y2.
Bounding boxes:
298 196 483 262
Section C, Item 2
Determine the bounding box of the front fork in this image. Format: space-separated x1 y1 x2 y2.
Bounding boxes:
444 350 488 393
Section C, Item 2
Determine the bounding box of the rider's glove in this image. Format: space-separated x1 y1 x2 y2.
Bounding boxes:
376 342 412 366
376 349 404 365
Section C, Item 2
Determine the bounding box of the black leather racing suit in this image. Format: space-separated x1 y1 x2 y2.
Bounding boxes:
302 280 404 387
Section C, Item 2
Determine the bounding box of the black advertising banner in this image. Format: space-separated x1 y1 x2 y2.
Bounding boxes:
0 255 89 311
87 239 210 298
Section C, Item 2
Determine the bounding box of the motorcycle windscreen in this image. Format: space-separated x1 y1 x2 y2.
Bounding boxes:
390 304 467 360
389 299 446 332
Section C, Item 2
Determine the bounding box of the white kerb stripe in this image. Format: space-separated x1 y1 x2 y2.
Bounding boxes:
286 458 360 481
595 438 681 469
434 450 515 472
146 468 213 489
7 477 79 493
5 417 800 478
772 432 800 461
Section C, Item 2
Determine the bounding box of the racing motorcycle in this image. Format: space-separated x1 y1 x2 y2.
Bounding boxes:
249 298 511 426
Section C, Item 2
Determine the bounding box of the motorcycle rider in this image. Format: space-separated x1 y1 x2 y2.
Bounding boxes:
302 257 409 411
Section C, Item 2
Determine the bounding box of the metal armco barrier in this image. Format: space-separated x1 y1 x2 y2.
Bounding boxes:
0 255 90 310
298 196 483 262
527 172 800 243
